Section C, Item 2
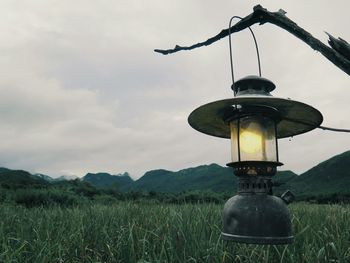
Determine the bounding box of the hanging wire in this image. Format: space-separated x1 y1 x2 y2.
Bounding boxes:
228 16 261 95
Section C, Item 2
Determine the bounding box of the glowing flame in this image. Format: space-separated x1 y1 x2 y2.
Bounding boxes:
240 130 263 154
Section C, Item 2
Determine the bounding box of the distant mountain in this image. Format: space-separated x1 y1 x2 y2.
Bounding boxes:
55 175 79 181
1 150 349 199
0 167 48 188
34 173 55 182
288 151 350 197
83 150 349 196
83 172 133 191
129 164 236 193
33 173 79 182
125 164 298 194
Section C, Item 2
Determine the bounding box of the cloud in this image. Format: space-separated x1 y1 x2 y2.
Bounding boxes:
0 0 349 179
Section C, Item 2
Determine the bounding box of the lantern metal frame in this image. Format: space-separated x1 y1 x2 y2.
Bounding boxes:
223 104 281 166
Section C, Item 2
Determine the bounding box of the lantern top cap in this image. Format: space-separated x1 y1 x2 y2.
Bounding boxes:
233 75 276 96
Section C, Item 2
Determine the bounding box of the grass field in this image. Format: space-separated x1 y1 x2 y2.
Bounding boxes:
0 202 349 263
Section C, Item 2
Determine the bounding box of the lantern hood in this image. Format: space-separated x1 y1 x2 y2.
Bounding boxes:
188 76 323 139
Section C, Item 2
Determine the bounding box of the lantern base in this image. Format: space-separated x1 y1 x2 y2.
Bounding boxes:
221 233 293 245
222 194 293 245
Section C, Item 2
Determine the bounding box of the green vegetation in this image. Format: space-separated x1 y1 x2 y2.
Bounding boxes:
2 150 350 203
0 168 49 189
288 151 350 198
81 151 350 201
0 202 349 262
0 151 349 261
128 164 235 193
84 172 133 191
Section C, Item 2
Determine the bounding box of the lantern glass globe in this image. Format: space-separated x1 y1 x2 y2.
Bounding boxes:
230 116 277 163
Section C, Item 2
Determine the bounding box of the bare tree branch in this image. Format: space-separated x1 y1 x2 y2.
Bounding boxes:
154 5 350 76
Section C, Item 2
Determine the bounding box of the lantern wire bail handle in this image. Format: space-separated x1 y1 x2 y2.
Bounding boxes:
228 16 350 133
228 16 262 96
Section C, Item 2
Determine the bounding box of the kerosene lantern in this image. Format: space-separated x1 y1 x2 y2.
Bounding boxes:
188 75 323 244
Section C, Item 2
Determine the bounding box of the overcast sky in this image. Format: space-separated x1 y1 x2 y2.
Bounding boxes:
0 0 349 179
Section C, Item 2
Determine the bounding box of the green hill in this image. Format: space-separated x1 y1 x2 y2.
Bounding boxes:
83 172 133 191
288 151 350 198
125 164 296 194
0 168 48 188
129 164 236 193
0 150 349 201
